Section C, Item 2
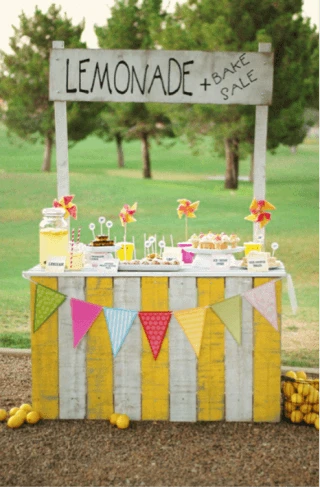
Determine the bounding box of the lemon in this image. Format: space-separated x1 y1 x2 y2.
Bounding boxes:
0 409 7 421
285 371 297 380
284 401 296 413
315 417 319 430
291 393 303 405
20 403 33 413
312 379 319 391
304 412 318 425
116 414 130 429
300 403 312 414
296 371 307 380
26 411 41 424
312 403 319 413
283 382 295 398
297 382 311 396
9 407 19 417
306 387 319 404
7 415 24 429
290 410 303 423
110 413 120 425
15 410 27 422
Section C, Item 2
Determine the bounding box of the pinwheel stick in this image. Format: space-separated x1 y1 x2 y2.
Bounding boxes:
185 215 188 242
123 223 127 260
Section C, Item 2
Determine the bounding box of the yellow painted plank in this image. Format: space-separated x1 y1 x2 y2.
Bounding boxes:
253 278 281 422
141 277 169 420
197 278 225 421
30 277 59 419
86 277 113 419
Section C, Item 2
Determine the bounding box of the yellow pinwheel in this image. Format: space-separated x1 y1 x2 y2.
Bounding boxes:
244 198 276 228
177 199 200 240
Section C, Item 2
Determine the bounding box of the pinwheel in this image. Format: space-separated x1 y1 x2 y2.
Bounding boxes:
177 199 200 241
119 202 137 242
53 195 77 219
244 198 276 228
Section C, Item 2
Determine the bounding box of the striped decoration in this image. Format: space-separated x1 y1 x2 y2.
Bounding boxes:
30 275 282 422
103 308 138 356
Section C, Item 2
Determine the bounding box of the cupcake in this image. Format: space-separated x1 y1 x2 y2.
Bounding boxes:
199 235 214 249
230 234 240 248
221 234 230 250
189 233 200 248
213 234 222 249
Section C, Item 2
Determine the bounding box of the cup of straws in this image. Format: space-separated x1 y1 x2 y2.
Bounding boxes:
66 228 84 270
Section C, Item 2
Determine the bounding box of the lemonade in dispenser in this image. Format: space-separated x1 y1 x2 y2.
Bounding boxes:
39 208 68 267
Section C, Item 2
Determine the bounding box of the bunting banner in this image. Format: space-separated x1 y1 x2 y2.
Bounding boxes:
139 311 172 359
243 281 278 330
103 308 138 356
70 298 102 347
173 307 207 357
34 284 66 332
211 296 242 345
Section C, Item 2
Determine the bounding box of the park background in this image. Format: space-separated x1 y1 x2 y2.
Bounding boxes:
0 0 319 368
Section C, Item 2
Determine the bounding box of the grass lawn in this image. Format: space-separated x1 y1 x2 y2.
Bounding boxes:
0 123 318 367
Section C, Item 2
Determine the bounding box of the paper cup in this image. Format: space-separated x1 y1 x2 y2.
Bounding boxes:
244 242 262 256
116 242 134 261
177 242 194 264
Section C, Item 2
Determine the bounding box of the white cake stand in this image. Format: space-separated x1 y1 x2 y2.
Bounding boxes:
183 246 244 268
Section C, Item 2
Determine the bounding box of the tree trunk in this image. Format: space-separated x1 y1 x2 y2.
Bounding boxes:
141 133 152 179
115 133 125 168
249 152 254 183
42 135 53 172
224 138 239 189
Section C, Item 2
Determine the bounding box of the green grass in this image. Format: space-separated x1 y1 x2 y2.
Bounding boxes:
0 123 318 365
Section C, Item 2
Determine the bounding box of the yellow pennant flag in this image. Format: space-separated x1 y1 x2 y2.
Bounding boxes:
211 295 242 345
173 307 207 357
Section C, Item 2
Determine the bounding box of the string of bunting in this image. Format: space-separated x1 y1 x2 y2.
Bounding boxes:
30 276 294 359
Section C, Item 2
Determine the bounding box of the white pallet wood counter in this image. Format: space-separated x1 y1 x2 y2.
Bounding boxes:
24 266 284 422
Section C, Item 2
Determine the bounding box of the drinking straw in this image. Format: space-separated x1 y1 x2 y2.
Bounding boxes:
77 227 82 244
154 234 157 255
89 223 95 240
70 228 75 269
99 216 106 235
170 235 174 247
106 220 113 239
132 236 136 259
144 234 146 258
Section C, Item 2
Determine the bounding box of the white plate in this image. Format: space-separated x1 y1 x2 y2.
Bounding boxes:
119 264 181 272
85 245 122 253
184 246 244 255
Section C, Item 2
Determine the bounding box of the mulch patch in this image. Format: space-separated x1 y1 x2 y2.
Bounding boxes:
0 354 318 487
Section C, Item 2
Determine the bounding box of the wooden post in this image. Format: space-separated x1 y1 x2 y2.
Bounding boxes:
253 42 272 243
52 41 70 199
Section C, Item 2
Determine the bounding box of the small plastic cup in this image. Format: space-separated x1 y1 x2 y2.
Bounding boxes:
116 242 134 261
244 242 262 256
177 242 194 264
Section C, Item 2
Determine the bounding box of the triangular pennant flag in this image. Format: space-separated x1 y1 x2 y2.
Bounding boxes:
70 298 102 347
243 281 278 330
34 284 66 332
139 311 172 359
173 307 207 357
211 296 242 344
103 308 138 356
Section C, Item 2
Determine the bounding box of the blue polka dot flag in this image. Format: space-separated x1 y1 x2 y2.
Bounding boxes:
103 308 138 356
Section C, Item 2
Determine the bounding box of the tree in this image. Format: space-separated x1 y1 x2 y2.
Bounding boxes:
158 0 319 189
0 4 103 172
95 0 174 178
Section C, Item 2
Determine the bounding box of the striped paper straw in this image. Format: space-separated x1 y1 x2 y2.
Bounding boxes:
77 227 82 244
70 228 75 269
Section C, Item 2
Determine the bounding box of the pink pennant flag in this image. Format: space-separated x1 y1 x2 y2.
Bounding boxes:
243 281 278 331
139 311 172 359
70 298 102 347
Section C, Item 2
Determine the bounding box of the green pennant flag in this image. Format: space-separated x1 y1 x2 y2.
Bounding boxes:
34 284 66 332
211 295 242 345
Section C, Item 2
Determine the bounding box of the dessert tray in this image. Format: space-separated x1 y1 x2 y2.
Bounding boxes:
119 264 181 272
184 246 244 255
85 245 122 253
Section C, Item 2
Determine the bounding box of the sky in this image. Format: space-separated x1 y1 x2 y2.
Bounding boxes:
0 0 318 52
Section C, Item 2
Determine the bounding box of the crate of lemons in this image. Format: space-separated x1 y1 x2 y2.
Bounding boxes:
282 370 319 430
0 403 41 429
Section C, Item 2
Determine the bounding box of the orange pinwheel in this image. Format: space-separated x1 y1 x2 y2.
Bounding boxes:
177 199 200 219
119 203 137 227
53 195 77 219
244 198 275 228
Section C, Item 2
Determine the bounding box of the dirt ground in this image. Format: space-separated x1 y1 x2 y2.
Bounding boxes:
0 353 319 487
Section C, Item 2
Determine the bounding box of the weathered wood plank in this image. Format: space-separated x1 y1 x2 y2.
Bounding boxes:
141 277 169 420
30 277 59 419
113 277 141 420
58 277 86 419
86 277 113 419
197 278 225 421
225 277 253 421
253 278 281 422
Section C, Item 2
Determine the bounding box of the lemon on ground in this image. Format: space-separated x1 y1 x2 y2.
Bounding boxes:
306 388 319 404
283 382 295 398
116 414 130 429
297 382 311 396
0 409 7 421
9 407 19 417
296 371 308 380
7 415 24 429
26 411 41 424
285 371 297 380
300 403 312 414
291 393 303 405
15 410 27 422
20 403 33 413
312 403 319 413
290 410 303 423
304 412 318 425
315 417 319 430
110 413 120 425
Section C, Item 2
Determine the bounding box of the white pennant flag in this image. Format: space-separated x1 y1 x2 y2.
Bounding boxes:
243 281 278 331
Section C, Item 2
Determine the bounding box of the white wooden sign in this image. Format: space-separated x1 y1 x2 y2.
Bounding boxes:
50 49 273 105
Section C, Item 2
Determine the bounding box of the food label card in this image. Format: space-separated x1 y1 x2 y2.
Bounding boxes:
247 252 269 272
162 247 182 261
212 255 231 269
45 256 66 273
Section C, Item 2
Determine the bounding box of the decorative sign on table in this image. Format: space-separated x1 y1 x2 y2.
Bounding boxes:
247 252 269 272
50 49 273 105
45 256 66 273
211 254 231 269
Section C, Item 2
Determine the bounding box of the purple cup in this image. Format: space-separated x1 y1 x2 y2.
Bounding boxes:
177 242 194 264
